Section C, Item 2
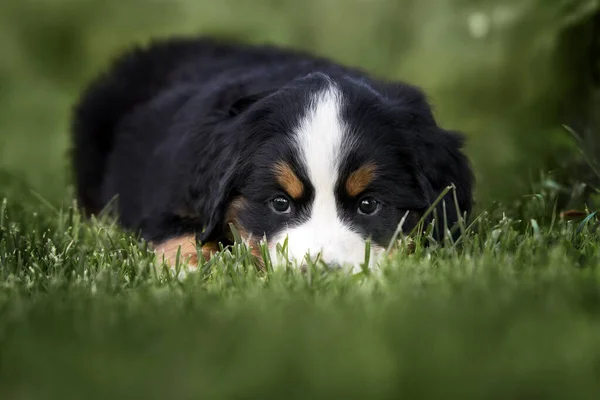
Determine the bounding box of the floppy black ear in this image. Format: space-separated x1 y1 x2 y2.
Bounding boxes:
197 156 240 244
195 87 276 243
417 129 474 241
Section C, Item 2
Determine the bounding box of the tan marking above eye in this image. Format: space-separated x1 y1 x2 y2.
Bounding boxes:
273 161 304 199
346 163 377 197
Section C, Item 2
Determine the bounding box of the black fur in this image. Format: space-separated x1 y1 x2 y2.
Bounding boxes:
72 36 474 251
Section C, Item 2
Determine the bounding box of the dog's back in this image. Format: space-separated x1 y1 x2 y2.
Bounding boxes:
72 38 197 215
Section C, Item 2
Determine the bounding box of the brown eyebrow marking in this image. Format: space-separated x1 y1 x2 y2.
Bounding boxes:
273 161 304 199
346 163 377 197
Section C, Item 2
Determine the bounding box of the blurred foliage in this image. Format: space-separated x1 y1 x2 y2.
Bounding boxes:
2 184 600 398
0 0 599 209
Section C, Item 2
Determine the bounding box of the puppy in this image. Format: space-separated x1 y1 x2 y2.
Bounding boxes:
72 36 474 271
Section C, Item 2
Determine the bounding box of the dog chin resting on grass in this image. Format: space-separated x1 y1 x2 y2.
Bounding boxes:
71 35 474 273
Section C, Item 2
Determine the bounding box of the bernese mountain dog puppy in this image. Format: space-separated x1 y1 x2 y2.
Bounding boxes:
72 36 474 272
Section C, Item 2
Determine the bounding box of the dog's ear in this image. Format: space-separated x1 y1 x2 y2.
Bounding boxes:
195 88 276 243
416 128 474 241
381 82 473 240
196 155 241 244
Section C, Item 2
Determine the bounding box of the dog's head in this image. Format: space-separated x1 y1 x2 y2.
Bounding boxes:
196 73 473 270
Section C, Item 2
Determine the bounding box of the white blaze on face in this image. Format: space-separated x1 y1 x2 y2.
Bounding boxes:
268 83 384 272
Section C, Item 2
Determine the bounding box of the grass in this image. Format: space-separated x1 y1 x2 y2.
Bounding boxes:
1 180 600 399
1 0 600 397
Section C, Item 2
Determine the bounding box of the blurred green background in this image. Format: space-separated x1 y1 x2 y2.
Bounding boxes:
0 0 599 209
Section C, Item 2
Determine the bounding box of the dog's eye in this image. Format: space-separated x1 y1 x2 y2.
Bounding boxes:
358 198 379 215
271 196 291 214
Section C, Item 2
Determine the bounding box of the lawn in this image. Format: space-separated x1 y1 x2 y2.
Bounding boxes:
1 180 600 398
1 0 600 398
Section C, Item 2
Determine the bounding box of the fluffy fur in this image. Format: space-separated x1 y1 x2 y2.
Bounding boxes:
72 36 474 271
